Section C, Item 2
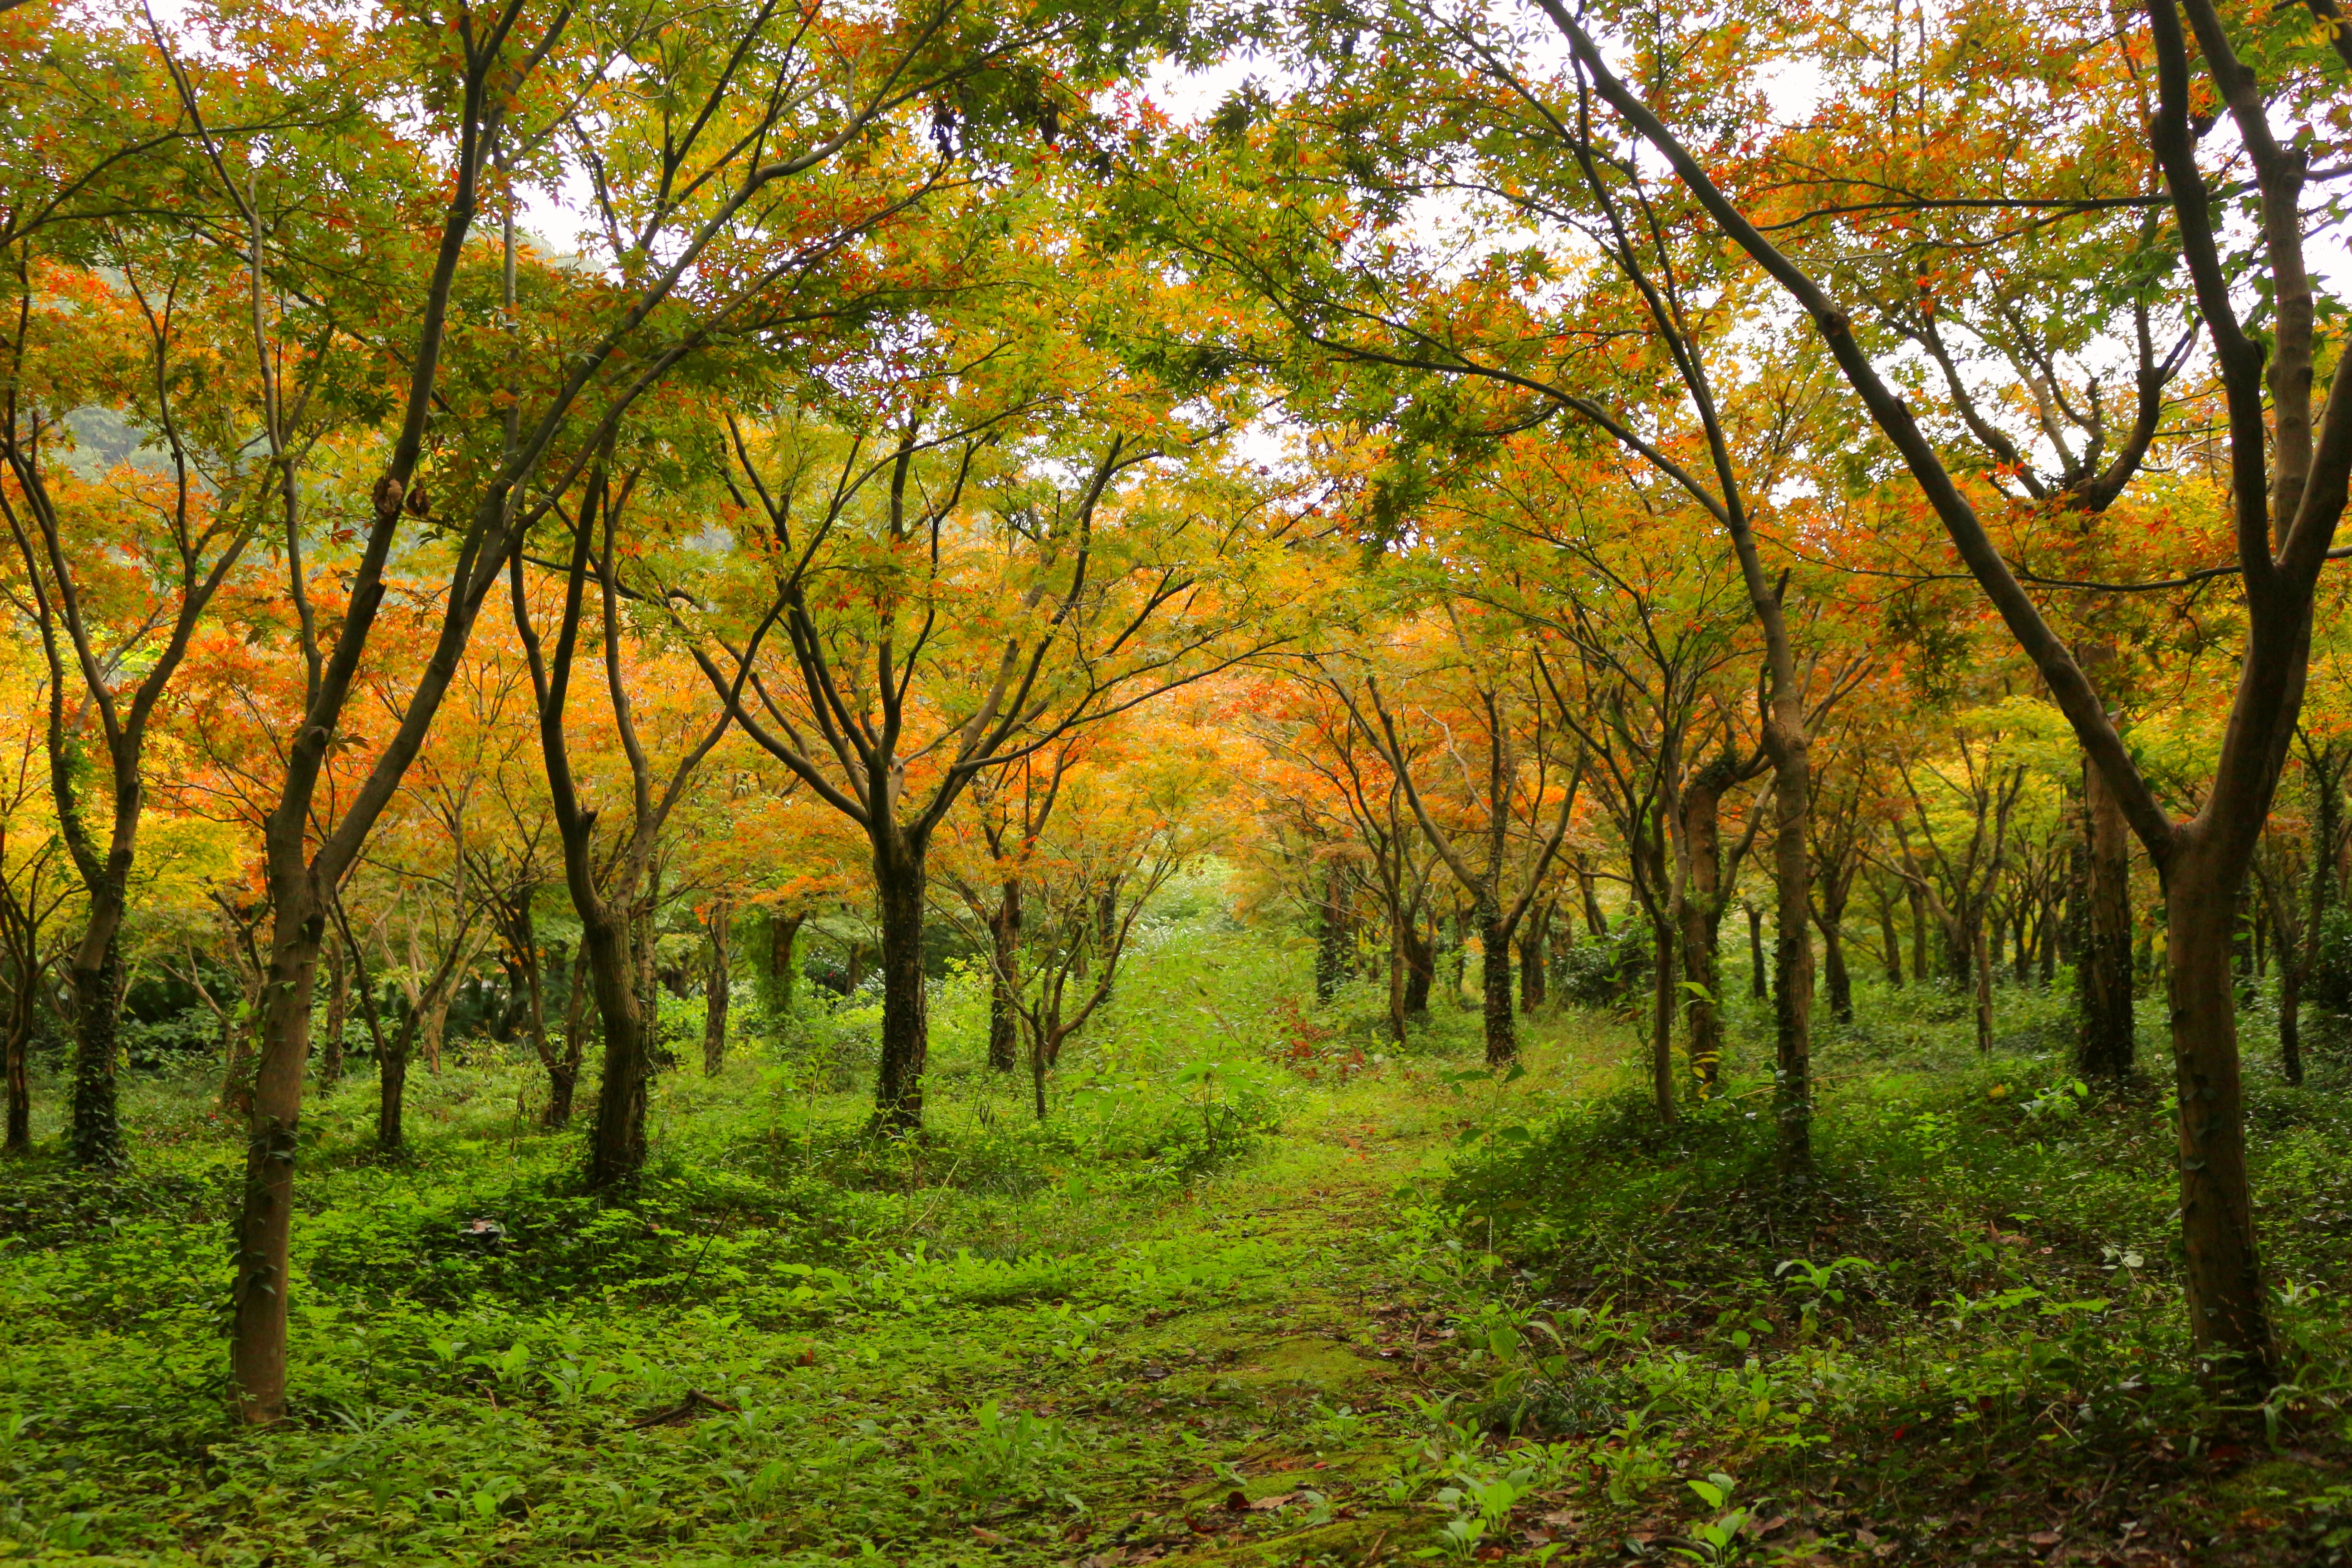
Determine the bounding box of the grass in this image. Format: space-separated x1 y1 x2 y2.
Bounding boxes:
3 909 2352 1566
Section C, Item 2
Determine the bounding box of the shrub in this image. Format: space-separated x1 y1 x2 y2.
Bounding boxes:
1554 925 1652 1011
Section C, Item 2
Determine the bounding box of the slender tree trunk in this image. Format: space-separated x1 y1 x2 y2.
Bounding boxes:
1876 889 1903 986
1402 914 1434 1016
1822 920 1852 1026
67 911 125 1167
872 846 928 1132
232 877 324 1423
221 995 256 1117
1649 906 1677 1123
1386 894 1410 1041
1974 922 1994 1054
1315 862 1345 1004
549 940 588 1129
1479 893 1514 1064
1770 736 1816 1176
1387 921 1406 1041
5 1006 30 1155
1679 773 1727 1095
1028 1016 1048 1121
2233 886 2257 1005
2064 827 2086 974
2165 843 2276 1387
766 909 803 1016
2080 756 2136 1077
1748 902 1769 998
377 1011 409 1150
1578 860 1608 937
703 900 731 1076
490 956 523 1042
2038 896 2059 988
421 982 453 1075
320 939 348 1088
1098 879 1122 1004
2279 940 2304 1085
1909 882 1931 983
1519 902 1549 1012
989 880 1021 1071
583 905 652 1188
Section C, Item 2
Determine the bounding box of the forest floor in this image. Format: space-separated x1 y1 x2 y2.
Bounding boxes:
7 913 2352 1565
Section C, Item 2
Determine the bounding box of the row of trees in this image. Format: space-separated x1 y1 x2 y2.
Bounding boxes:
1 0 1311 1424
8 0 2351 1422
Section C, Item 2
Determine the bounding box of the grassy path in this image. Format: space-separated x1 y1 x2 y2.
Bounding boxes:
715 1076 1477 1568
905 1107 1457 1568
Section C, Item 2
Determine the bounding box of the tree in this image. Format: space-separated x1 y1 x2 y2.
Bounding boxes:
0 233 266 1165
514 461 743 1189
691 275 1302 1131
1537 0 2352 1384
1339 612 1580 1066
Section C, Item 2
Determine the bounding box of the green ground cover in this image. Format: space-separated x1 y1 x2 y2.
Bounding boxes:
6 907 2352 1566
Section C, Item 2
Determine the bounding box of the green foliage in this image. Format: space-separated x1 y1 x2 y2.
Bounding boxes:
1555 926 1653 1011
6 912 2352 1565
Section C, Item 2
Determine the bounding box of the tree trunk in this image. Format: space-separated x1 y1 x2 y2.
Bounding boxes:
421 981 453 1075
1909 881 1931 983
1822 920 1852 1025
549 940 588 1129
67 915 125 1167
2279 938 2304 1085
1401 915 1434 1016
872 847 928 1132
766 909 804 1016
2234 886 2257 1005
1946 916 1975 991
1974 921 1994 1054
1579 861 1608 937
230 878 324 1426
1770 735 1816 1176
1387 916 1406 1042
377 1010 409 1150
1098 879 1122 1004
221 996 256 1117
583 904 652 1188
1479 896 1514 1064
989 880 1021 1071
1519 902 1549 1012
1679 772 1727 1096
320 938 348 1088
702 900 731 1076
2164 843 2277 1388
1876 889 1903 986
1649 907 1677 1123
1748 902 1769 998
2079 755 2136 1077
1316 862 1345 1004
5 1010 30 1155
490 955 524 1042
